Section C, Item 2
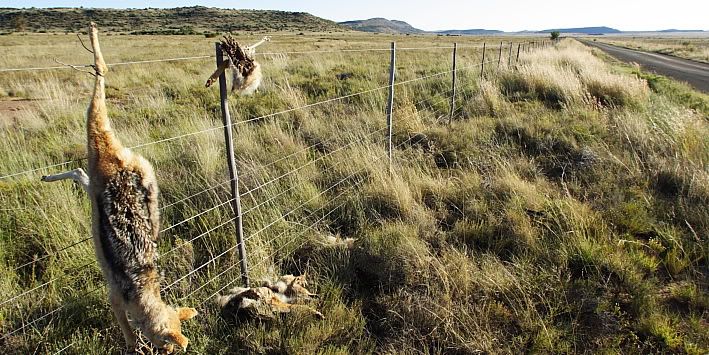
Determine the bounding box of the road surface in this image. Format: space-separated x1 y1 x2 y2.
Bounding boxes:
580 40 709 93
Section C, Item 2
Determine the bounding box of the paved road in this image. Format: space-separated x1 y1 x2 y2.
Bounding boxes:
580 40 709 93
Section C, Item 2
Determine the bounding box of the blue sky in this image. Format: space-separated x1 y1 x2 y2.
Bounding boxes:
4 1 708 32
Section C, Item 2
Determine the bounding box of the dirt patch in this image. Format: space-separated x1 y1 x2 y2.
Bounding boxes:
0 99 37 127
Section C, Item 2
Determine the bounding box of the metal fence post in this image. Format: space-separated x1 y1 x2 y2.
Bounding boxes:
480 42 486 80
386 41 396 172
497 41 503 67
215 42 249 287
449 42 457 124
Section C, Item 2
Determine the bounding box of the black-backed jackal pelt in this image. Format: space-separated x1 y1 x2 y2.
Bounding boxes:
42 23 197 353
205 35 270 95
217 274 323 321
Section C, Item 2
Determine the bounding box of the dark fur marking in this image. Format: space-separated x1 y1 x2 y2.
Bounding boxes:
97 170 158 302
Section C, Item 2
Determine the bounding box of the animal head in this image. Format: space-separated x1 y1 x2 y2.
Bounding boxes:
282 273 308 288
141 306 197 353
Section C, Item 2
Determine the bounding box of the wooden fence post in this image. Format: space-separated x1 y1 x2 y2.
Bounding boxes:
215 42 249 287
497 41 503 67
449 42 457 124
480 42 486 80
507 41 513 67
386 41 396 172
516 43 521 63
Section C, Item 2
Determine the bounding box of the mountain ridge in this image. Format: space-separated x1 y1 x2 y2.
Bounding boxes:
338 18 424 34
0 6 348 34
539 26 621 34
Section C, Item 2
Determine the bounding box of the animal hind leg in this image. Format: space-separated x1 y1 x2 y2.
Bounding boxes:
41 168 90 193
245 36 271 57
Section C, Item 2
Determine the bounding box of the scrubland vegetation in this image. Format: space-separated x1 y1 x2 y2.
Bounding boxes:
0 33 707 354
0 7 344 34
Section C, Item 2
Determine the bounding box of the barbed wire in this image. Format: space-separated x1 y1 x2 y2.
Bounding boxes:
160 138 328 211
52 342 74 355
156 126 385 261
0 81 389 181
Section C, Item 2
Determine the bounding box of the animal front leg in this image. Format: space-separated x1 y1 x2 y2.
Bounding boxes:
109 293 138 352
41 168 90 193
205 58 232 88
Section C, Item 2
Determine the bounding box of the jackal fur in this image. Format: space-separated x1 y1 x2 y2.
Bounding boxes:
204 36 270 95
45 23 197 353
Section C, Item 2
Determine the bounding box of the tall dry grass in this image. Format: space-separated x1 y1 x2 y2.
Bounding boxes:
501 39 649 108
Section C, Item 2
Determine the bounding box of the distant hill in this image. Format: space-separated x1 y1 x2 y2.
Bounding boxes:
339 18 424 34
658 29 705 33
539 26 621 34
0 6 347 34
436 29 504 35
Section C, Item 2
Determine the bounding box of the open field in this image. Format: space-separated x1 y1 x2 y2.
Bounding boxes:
0 32 707 354
588 36 709 64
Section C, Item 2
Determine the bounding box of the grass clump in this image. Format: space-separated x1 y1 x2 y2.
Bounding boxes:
501 39 649 109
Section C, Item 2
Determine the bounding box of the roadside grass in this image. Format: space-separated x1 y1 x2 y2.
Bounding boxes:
593 37 709 64
0 35 707 354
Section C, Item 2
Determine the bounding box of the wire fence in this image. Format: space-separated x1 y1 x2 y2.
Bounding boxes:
0 43 492 74
0 37 552 352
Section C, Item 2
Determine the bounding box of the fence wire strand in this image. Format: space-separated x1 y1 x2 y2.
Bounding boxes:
0 126 384 295
197 131 418 306
0 55 497 181
0 43 489 73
